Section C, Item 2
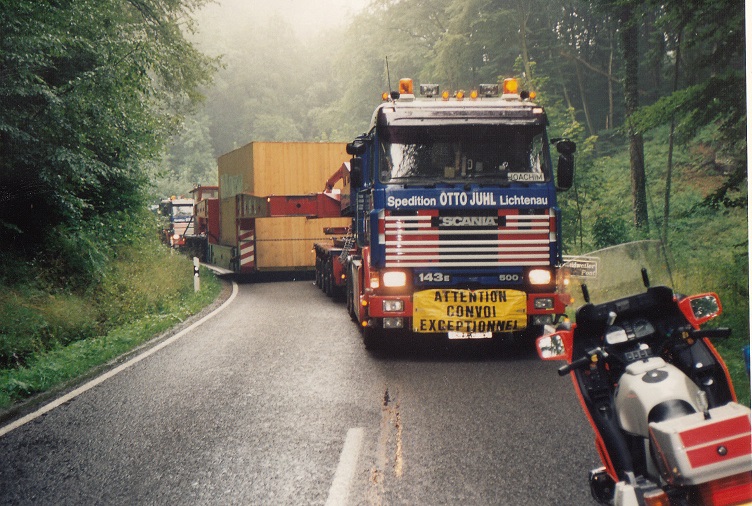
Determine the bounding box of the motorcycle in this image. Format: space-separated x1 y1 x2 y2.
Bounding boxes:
537 267 752 505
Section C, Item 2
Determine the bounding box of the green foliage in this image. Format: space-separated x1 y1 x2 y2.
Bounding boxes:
0 0 217 254
0 228 222 407
592 216 630 249
0 293 98 369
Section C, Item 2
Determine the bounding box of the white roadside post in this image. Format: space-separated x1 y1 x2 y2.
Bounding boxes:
193 256 200 292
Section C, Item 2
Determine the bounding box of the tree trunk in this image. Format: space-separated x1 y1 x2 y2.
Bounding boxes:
575 61 595 136
608 34 614 130
664 28 683 246
620 5 649 231
517 4 534 86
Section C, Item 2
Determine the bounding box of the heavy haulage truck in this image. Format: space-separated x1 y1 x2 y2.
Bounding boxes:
199 77 576 349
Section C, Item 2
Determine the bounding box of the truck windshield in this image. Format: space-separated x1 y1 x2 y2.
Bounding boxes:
379 124 550 184
172 204 193 221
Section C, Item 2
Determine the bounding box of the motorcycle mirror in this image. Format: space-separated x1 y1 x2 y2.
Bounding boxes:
581 284 590 304
536 334 569 361
678 293 722 327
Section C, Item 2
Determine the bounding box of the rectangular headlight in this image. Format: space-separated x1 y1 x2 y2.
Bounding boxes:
383 317 404 329
383 271 407 287
529 269 552 285
383 300 404 312
534 297 555 310
532 314 554 326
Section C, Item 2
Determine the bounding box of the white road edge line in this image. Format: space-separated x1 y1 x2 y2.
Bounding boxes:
325 427 365 506
0 281 239 438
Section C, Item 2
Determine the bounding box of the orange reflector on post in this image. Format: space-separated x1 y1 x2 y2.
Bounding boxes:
502 78 519 95
399 78 414 95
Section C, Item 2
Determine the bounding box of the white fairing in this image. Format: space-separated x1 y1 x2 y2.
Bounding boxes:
615 357 701 437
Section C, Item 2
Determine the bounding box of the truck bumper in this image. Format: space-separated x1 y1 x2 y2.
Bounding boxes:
365 291 567 333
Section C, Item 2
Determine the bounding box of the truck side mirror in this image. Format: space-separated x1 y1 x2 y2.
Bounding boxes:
346 141 366 156
350 158 364 188
553 139 576 191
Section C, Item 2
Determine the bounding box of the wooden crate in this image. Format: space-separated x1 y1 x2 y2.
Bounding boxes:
216 142 351 270
254 217 347 270
217 142 349 199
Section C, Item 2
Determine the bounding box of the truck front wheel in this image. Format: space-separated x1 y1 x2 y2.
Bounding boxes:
346 276 357 321
362 323 382 351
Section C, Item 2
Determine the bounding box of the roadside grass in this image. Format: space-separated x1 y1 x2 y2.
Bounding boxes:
0 241 221 411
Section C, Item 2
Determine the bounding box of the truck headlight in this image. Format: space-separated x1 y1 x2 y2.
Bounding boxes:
534 297 555 310
383 318 404 329
383 300 404 312
383 271 407 287
529 269 552 285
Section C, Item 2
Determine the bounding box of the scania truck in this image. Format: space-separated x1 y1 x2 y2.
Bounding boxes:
315 77 576 348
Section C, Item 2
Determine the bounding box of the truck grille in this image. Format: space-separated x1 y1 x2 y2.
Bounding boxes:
381 209 555 268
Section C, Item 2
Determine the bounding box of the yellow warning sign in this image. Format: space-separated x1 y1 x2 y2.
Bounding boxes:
412 289 528 333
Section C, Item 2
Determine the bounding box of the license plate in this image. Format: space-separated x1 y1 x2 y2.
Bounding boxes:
448 332 492 340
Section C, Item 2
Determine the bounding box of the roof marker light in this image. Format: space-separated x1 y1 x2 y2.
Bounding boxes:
502 78 519 95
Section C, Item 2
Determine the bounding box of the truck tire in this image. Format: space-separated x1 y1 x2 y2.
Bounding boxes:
324 258 334 297
346 276 357 321
315 254 323 289
363 323 382 351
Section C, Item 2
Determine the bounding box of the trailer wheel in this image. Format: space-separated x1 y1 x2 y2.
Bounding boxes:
315 254 323 289
324 258 334 297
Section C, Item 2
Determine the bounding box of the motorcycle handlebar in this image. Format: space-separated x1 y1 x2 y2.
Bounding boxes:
557 328 731 377
691 327 732 339
558 354 594 376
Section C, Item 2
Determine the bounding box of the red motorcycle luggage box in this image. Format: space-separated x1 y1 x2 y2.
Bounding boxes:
649 402 752 486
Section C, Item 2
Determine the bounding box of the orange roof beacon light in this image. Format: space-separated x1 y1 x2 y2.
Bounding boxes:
398 78 414 96
470 90 479 100
441 90 450 101
455 90 465 101
502 78 519 95
382 91 390 101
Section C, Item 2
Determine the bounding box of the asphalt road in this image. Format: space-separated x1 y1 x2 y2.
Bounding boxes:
0 279 601 505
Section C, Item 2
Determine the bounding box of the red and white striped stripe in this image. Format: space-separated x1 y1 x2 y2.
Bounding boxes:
383 209 555 268
238 227 255 272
